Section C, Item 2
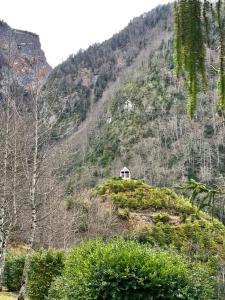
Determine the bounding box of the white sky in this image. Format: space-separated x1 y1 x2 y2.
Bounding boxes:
1 0 173 67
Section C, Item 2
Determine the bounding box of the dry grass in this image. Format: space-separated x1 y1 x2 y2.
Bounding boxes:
0 292 18 300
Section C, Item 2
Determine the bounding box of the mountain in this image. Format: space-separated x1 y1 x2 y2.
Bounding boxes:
1 6 225 296
43 4 172 135
0 20 51 102
2 4 224 220
42 2 224 221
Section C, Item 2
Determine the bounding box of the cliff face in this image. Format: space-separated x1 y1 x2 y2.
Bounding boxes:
0 20 51 91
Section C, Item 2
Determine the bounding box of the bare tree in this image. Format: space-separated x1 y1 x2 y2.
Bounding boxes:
17 60 65 299
0 30 23 290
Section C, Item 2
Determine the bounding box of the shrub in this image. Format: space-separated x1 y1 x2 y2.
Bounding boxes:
117 207 130 219
95 178 196 214
48 238 215 300
47 276 67 300
4 253 25 291
28 249 65 300
134 218 225 262
154 212 170 223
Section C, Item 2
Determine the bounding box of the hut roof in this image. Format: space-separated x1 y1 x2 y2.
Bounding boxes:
121 167 130 172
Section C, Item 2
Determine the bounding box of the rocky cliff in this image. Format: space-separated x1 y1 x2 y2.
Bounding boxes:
0 20 51 94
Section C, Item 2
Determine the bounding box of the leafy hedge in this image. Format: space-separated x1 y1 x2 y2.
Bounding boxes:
3 253 25 291
28 249 65 300
48 238 215 300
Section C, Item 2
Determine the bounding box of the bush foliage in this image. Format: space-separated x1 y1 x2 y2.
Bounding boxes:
28 249 65 300
95 179 225 263
95 178 196 214
48 239 215 300
135 218 225 262
3 253 25 291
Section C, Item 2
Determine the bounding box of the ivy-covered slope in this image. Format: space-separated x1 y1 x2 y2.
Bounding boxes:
94 178 225 264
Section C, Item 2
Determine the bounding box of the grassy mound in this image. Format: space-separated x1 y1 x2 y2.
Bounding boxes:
95 178 225 263
96 178 196 213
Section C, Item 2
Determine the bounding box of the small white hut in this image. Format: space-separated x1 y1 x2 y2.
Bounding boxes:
120 167 131 180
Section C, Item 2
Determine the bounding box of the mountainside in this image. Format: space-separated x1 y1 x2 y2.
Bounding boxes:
0 20 51 101
1 6 225 298
42 3 224 217
4 4 223 220
44 4 172 134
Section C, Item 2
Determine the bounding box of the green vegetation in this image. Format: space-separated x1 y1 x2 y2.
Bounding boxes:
48 239 214 300
3 253 25 292
174 0 225 115
136 218 225 263
3 179 225 299
95 179 225 263
96 178 196 213
179 178 224 217
28 249 64 300
3 249 64 299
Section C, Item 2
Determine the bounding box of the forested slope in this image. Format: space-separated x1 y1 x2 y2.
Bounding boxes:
43 4 172 134
45 4 225 218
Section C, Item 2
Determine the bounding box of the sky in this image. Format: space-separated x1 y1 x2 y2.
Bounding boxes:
1 0 173 67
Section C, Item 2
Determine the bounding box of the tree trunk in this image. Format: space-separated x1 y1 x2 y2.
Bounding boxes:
17 204 37 300
18 96 38 300
0 209 6 292
0 96 10 291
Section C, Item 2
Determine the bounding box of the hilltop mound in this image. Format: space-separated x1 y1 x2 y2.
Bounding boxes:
94 178 225 263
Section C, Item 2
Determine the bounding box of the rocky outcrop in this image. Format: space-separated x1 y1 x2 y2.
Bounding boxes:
0 20 51 90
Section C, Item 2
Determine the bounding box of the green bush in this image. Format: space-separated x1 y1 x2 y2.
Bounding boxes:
95 178 196 214
28 249 65 300
117 207 130 219
47 276 66 300
3 253 25 291
135 218 225 262
154 212 170 223
48 238 215 300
